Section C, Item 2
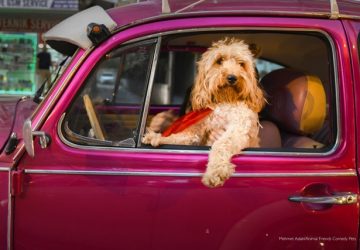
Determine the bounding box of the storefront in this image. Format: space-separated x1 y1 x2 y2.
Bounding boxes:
0 0 136 96
0 0 78 95
0 32 37 95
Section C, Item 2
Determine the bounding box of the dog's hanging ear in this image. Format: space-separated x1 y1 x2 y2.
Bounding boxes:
249 43 262 58
245 63 266 113
191 54 212 110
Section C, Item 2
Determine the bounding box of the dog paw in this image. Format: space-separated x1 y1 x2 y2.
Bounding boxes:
201 162 235 188
142 130 162 147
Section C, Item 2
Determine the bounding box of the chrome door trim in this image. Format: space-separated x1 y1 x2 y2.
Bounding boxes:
0 167 9 171
289 192 357 205
24 169 356 178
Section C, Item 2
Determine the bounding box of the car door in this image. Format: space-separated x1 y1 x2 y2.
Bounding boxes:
343 19 360 247
12 18 359 250
0 167 8 250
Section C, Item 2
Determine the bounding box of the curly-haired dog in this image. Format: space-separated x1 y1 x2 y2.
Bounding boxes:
142 38 265 187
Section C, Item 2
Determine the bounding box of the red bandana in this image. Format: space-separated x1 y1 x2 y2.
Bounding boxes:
162 108 213 137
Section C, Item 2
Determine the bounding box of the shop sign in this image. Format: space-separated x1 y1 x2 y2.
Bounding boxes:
0 0 78 10
0 17 60 33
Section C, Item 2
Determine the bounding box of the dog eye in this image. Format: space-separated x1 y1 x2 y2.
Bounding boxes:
240 62 245 67
216 57 223 65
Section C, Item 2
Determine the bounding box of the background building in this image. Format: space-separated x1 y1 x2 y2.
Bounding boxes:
0 0 139 95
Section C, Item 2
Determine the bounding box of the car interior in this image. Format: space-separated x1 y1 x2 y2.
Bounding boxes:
62 30 336 152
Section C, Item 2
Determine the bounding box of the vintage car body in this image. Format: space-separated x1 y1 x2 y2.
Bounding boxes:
1 0 360 249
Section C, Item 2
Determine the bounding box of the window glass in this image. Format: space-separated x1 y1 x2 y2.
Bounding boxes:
256 58 284 79
144 32 335 152
152 50 200 105
62 39 156 147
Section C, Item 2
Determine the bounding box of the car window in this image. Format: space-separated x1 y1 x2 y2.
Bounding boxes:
62 39 157 147
143 31 336 152
60 31 336 152
256 58 284 79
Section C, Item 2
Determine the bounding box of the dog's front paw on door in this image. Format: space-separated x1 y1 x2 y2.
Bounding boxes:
142 130 162 147
202 162 235 188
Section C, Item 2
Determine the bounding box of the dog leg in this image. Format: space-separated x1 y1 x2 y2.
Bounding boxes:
201 140 239 188
202 118 259 188
142 129 203 147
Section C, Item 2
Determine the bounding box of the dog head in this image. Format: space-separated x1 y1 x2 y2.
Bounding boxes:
191 38 265 113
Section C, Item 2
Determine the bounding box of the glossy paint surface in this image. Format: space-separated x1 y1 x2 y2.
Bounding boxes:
14 173 359 250
8 15 359 250
107 0 360 31
342 20 360 249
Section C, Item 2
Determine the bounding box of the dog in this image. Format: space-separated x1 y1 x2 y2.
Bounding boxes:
142 38 265 187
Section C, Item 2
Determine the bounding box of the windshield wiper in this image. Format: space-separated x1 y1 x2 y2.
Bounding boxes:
33 56 69 103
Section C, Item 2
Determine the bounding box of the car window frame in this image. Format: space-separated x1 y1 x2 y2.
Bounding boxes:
58 27 340 157
60 38 161 148
138 29 339 155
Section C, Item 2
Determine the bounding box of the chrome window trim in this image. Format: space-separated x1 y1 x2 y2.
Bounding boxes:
137 37 162 147
57 27 340 157
24 169 357 177
0 167 9 171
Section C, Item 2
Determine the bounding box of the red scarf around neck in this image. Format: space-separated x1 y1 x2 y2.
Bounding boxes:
162 108 212 137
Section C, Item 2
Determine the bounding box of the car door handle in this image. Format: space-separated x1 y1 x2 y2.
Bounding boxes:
288 192 357 205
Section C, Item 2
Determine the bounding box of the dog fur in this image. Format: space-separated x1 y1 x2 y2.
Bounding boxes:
142 38 265 187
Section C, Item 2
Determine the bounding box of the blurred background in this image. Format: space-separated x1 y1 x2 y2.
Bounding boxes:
0 0 139 96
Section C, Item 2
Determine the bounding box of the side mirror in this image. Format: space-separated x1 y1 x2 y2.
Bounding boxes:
23 119 51 157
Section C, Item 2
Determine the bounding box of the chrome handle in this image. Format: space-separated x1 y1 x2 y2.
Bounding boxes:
288 192 357 205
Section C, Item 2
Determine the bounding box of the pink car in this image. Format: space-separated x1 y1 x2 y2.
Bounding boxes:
1 0 360 249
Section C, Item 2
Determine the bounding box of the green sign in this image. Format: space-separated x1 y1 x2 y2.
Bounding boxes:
0 32 37 95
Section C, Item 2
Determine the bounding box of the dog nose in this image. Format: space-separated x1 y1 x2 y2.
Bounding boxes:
227 75 237 85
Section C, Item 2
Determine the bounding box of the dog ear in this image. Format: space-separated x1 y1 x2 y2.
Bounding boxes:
245 66 266 113
191 53 213 110
191 60 210 110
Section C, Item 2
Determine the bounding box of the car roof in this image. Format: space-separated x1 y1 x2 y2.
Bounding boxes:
43 0 360 56
107 0 360 30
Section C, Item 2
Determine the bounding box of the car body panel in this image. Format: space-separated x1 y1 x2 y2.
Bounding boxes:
0 97 37 156
13 170 358 250
106 0 360 33
6 15 358 249
342 19 360 249
0 171 8 250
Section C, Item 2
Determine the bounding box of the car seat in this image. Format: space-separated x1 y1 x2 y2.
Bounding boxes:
260 68 327 149
258 120 282 148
